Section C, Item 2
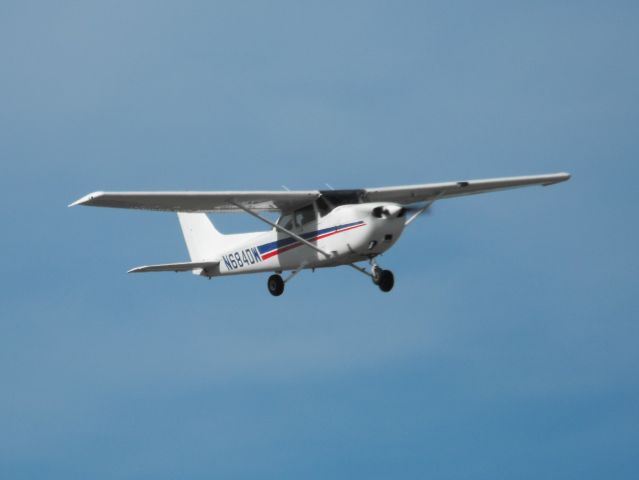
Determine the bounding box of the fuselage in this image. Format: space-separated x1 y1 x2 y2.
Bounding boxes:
210 202 407 277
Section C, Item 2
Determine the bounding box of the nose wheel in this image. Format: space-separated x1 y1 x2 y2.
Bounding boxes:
267 274 284 296
349 260 396 293
372 266 395 293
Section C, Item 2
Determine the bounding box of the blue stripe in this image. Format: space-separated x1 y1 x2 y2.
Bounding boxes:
257 221 364 254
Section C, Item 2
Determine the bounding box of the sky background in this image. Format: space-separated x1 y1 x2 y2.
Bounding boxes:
1 1 638 478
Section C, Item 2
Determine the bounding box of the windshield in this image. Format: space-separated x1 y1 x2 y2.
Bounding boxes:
319 190 364 207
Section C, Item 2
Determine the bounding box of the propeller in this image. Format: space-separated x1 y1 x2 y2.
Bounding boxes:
400 202 435 225
372 203 434 224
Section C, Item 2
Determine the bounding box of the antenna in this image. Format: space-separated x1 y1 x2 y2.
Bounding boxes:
324 183 335 191
281 185 290 191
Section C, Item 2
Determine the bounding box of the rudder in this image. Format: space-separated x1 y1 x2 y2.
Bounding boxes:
177 212 227 262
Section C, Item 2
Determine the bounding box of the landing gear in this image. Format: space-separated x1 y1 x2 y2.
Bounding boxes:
267 274 284 296
349 259 395 293
372 267 394 293
269 260 394 295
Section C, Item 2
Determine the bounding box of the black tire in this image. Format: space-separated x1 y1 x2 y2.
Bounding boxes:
267 274 285 296
378 269 394 292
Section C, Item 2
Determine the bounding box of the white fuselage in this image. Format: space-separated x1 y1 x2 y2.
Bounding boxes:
209 203 406 277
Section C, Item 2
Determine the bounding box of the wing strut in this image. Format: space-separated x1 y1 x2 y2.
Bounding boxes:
230 202 332 259
233 202 384 277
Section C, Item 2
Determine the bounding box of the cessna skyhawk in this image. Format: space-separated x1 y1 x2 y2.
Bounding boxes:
70 172 570 296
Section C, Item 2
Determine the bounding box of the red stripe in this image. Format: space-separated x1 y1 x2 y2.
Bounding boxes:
314 223 365 241
261 242 299 260
260 223 366 260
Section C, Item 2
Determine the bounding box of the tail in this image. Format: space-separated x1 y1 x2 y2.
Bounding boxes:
177 212 228 262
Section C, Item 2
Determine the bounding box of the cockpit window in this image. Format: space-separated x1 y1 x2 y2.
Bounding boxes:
277 192 362 228
278 213 294 230
294 204 316 227
319 189 364 207
277 203 317 229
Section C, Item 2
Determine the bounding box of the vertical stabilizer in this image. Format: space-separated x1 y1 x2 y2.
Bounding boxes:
177 213 227 262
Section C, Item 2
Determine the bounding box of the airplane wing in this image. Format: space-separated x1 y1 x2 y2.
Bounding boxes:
363 172 570 205
128 261 219 273
69 191 320 213
70 173 569 213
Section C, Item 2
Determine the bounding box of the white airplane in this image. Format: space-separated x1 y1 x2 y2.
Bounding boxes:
70 172 570 296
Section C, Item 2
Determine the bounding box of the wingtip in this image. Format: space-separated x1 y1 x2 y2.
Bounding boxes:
543 172 571 185
68 191 104 207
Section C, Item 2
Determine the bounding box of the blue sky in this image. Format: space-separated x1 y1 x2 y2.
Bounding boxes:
1 1 638 478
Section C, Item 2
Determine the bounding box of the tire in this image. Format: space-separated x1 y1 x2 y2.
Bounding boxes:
267 274 285 296
378 269 394 292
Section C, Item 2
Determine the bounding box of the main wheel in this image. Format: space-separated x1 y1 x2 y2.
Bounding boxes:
377 269 394 292
267 274 285 296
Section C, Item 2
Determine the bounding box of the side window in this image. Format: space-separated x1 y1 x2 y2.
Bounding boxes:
294 204 316 227
278 213 294 230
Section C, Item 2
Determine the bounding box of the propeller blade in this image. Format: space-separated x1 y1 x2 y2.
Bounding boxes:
403 203 434 225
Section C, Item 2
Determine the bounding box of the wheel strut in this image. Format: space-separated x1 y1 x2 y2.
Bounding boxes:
348 259 395 293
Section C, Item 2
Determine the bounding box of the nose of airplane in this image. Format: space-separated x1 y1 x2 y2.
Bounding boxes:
372 204 405 218
384 205 405 217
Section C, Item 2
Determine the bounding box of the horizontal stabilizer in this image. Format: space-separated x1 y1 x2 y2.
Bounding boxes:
128 261 219 273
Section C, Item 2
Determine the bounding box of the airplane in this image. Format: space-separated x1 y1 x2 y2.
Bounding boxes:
70 172 570 296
